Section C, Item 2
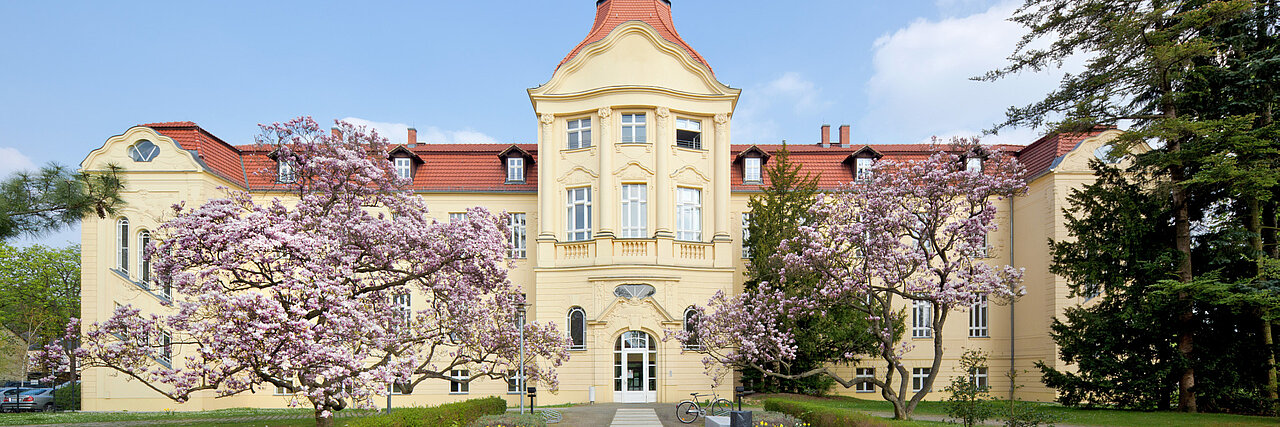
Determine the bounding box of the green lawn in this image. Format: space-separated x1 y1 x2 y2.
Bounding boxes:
750 394 1280 427
0 408 376 426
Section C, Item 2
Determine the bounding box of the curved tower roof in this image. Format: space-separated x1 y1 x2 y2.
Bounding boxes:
558 0 712 74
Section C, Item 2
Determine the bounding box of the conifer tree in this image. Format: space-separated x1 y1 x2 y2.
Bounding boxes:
0 163 125 241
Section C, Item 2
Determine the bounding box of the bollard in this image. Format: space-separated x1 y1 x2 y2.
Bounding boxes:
729 410 752 427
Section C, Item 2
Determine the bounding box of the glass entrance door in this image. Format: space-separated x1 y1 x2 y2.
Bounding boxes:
614 331 657 403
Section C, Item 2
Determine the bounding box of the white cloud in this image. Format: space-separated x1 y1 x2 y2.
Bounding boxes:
0 147 36 176
733 72 828 144
859 1 1080 145
340 117 501 145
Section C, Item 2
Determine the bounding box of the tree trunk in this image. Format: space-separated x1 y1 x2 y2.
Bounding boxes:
1247 197 1278 406
314 408 334 427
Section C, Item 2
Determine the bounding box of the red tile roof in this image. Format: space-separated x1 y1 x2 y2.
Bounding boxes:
559 0 713 74
730 143 1028 191
1017 126 1115 179
142 122 247 186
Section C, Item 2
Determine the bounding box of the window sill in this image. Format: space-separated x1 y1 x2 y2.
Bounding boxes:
855 390 875 393
968 335 990 339
742 180 763 185
569 347 588 352
449 392 470 395
111 269 172 304
562 146 593 154
911 336 934 340
673 145 705 153
505 180 527 185
617 142 650 147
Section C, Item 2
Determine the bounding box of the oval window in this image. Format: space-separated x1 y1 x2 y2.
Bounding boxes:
129 140 159 162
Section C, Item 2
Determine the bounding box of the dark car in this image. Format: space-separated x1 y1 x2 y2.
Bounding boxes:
1 388 54 412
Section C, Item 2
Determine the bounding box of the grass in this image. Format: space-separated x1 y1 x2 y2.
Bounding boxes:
0 407 377 426
749 394 1280 427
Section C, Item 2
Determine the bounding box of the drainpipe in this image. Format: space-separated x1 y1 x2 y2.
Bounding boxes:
1009 196 1016 400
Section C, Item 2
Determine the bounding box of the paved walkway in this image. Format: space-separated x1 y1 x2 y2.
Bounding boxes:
608 408 663 426
554 403 686 427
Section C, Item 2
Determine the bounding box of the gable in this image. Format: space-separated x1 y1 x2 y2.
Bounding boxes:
536 22 734 97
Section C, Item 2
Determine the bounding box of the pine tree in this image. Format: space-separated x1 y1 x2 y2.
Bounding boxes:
0 163 125 240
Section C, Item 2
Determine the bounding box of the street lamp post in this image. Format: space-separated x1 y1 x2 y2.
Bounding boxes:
517 299 527 415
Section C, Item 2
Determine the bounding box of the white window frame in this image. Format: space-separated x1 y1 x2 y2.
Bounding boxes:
856 368 875 393
621 113 646 143
912 299 933 338
507 157 525 183
912 367 932 392
394 293 412 324
856 157 874 182
275 376 294 395
508 213 527 258
566 187 593 241
449 370 469 394
568 307 586 350
567 118 592 149
744 157 762 183
449 212 467 223
620 184 648 238
277 160 296 183
394 157 412 181
682 307 700 350
676 187 702 241
970 294 989 338
966 156 984 173
741 213 752 258
970 367 989 389
507 369 524 394
157 331 171 365
675 118 702 149
117 218 130 273
138 230 151 285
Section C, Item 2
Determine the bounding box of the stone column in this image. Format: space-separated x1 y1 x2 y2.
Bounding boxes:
653 107 672 238
713 113 731 239
597 107 614 238
537 113 557 267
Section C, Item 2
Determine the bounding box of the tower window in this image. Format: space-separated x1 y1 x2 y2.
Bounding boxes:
567 187 593 241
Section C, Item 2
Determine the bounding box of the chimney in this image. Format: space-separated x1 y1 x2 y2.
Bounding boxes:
407 127 417 147
821 125 831 148
839 125 850 148
331 127 342 141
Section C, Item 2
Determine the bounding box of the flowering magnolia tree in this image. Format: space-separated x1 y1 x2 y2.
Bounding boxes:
36 117 568 427
676 139 1026 420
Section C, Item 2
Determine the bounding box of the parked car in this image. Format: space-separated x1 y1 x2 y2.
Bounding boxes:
1 388 54 412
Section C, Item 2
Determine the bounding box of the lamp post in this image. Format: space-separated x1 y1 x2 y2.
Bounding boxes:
517 298 527 415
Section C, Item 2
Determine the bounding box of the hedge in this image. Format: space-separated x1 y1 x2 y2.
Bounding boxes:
348 397 506 427
53 383 81 411
763 397 890 427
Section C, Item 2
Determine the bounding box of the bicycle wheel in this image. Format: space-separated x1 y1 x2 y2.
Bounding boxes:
709 398 734 416
676 401 700 423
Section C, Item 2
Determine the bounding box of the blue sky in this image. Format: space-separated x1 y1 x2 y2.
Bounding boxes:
1 0 1070 246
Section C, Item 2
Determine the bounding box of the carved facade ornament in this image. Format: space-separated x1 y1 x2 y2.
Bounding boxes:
540 113 555 125
598 107 612 119
655 107 670 119
714 113 729 126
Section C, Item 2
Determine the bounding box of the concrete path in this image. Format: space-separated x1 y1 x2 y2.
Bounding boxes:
609 408 663 426
554 403 686 427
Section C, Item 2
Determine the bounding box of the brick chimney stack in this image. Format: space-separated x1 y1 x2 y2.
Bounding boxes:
407 127 417 147
839 125 850 148
331 127 342 141
821 124 831 148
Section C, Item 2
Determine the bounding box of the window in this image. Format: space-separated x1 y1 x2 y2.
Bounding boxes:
277 160 296 183
912 367 932 392
1084 283 1101 300
508 213 527 258
912 300 932 338
683 307 700 350
568 307 586 350
449 212 467 222
856 157 874 182
507 369 523 394
621 113 646 143
566 187 592 241
969 295 989 338
970 367 989 389
117 218 130 273
450 370 469 394
567 118 592 149
394 157 412 181
676 118 702 149
390 380 410 395
620 184 647 238
856 368 875 393
966 157 983 173
744 157 762 183
275 375 294 395
394 293 412 324
138 230 151 285
506 157 525 183
157 332 171 364
741 213 752 258
976 232 989 258
129 140 159 162
676 188 702 241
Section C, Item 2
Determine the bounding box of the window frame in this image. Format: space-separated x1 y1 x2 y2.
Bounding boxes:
116 218 130 274
138 230 151 285
449 370 469 394
566 187 593 241
129 140 159 162
449 212 467 223
912 299 933 338
394 157 412 181
619 184 648 239
855 368 875 393
675 187 703 242
675 118 703 150
855 157 875 182
567 118 592 149
912 367 932 392
507 369 524 394
744 157 762 183
506 157 525 183
277 159 296 184
969 294 989 338
741 212 752 258
970 367 989 389
620 113 647 144
568 307 586 351
682 307 701 350
508 213 527 259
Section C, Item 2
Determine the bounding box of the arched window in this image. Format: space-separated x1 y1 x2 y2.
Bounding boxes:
568 307 586 350
116 218 130 273
683 307 700 350
138 230 151 285
128 140 159 162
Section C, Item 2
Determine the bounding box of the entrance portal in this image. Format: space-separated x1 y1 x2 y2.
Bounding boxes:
614 330 657 403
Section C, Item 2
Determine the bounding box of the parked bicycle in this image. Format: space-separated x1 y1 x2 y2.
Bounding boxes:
675 392 733 423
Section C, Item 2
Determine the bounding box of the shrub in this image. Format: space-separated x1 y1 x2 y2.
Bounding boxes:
763 398 889 427
348 397 506 427
466 412 546 427
945 349 996 426
52 383 80 411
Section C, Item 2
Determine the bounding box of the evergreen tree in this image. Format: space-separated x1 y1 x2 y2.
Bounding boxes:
0 163 125 240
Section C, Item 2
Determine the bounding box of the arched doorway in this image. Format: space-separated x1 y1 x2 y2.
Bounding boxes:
614 330 657 403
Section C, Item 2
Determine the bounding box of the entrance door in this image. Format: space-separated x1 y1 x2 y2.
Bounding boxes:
614 331 657 403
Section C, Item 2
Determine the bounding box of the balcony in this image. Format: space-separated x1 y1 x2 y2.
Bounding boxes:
548 238 719 268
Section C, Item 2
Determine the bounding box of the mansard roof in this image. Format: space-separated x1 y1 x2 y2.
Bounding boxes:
559 0 712 74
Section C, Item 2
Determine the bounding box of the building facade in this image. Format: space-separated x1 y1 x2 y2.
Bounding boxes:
77 0 1119 410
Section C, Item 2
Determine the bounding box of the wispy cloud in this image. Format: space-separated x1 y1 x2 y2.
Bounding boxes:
0 147 36 176
733 72 829 144
341 117 501 145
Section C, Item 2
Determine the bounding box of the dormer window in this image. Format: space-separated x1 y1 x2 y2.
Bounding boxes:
395 158 412 180
676 118 702 149
856 158 874 181
277 160 296 183
966 157 983 173
744 157 762 183
507 157 525 183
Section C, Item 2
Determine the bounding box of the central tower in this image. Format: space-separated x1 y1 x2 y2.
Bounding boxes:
527 0 741 403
